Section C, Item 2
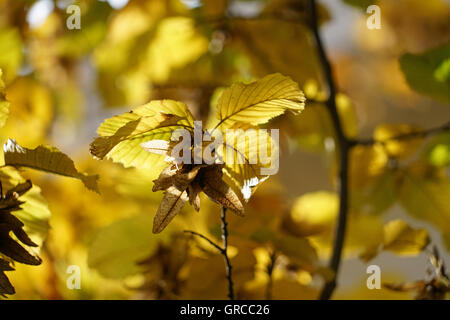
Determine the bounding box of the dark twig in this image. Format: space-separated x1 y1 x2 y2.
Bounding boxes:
306 0 351 300
183 230 223 252
221 207 235 300
350 121 450 147
265 250 277 300
183 206 235 300
197 13 307 26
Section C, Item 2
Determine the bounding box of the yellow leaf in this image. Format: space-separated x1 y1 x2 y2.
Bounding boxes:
0 69 9 129
285 191 338 237
336 93 358 139
374 123 423 158
145 17 208 82
349 144 388 188
398 162 450 234
273 235 318 271
383 220 430 256
350 170 397 215
1 77 52 146
3 139 99 193
90 100 194 169
311 212 383 259
0 27 23 83
211 73 305 131
219 126 277 200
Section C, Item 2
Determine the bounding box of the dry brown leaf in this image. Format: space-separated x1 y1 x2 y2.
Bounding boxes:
188 181 202 212
152 164 178 192
199 166 244 216
173 165 204 190
153 186 189 234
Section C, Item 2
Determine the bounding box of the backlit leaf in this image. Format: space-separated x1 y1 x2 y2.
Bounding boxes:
383 219 430 256
219 126 277 200
90 100 195 169
3 139 99 193
211 73 305 130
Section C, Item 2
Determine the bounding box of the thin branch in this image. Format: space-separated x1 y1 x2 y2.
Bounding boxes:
265 250 277 300
221 206 235 300
306 0 351 300
350 121 450 147
183 206 235 300
197 13 307 26
183 230 223 252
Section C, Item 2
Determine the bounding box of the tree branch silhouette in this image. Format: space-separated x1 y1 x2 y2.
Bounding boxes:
306 0 450 300
306 0 351 300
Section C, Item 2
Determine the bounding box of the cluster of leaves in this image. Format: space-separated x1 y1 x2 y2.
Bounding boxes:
90 73 305 233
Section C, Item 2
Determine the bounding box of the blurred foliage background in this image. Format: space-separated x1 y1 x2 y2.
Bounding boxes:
0 0 449 300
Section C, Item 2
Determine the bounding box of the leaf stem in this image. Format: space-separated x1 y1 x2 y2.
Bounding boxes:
306 0 351 300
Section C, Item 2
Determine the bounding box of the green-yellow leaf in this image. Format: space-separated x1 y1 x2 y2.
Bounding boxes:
90 100 194 169
350 170 397 216
274 235 318 271
383 219 430 256
399 42 450 103
398 162 450 232
88 214 167 279
211 73 305 131
3 139 99 193
423 132 450 167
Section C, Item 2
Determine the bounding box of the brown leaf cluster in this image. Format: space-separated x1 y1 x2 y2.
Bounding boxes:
152 163 244 233
0 180 41 296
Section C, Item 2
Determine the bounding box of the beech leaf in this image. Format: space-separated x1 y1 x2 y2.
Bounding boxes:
212 73 305 130
3 139 99 193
